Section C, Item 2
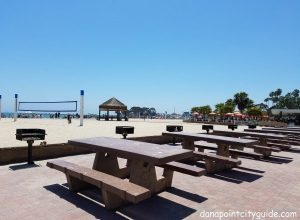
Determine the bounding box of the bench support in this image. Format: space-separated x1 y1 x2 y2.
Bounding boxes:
254 148 272 156
66 174 92 192
101 188 125 210
204 160 230 174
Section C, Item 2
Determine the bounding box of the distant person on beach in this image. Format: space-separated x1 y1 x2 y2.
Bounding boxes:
67 114 72 124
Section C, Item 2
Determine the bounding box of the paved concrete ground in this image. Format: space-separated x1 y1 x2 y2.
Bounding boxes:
1 146 300 220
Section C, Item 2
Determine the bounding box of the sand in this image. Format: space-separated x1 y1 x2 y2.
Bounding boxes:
0 118 248 148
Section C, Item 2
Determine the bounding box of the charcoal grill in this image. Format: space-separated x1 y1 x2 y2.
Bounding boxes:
166 125 183 144
115 126 134 139
16 129 46 164
228 124 238 131
248 124 257 129
202 125 214 134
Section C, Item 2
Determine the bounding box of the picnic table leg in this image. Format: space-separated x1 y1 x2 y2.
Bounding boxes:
129 160 168 194
254 137 272 156
216 143 230 157
182 138 195 150
162 169 174 188
259 137 267 146
93 152 129 178
216 143 232 170
230 145 243 159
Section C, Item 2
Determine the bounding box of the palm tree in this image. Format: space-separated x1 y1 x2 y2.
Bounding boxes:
233 92 254 113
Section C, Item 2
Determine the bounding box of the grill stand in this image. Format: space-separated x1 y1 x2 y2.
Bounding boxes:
27 140 35 165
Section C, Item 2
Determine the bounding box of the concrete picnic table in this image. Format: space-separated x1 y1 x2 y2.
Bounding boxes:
212 130 287 156
68 137 194 194
245 128 300 136
262 127 300 131
213 130 287 146
162 131 259 157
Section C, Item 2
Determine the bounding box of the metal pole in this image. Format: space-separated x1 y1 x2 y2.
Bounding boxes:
0 95 2 120
27 140 34 165
14 94 18 122
80 90 84 126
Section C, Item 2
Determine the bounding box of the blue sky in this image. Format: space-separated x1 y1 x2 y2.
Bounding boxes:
0 1 299 114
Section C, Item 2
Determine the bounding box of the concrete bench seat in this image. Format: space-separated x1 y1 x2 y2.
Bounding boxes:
229 149 263 159
267 142 291 150
160 161 206 176
193 151 241 173
47 160 151 209
253 145 281 152
266 138 300 146
193 151 241 166
195 141 264 159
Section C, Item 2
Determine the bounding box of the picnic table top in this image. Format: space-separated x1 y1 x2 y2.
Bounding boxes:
213 130 287 138
244 128 300 135
68 137 193 165
162 131 259 146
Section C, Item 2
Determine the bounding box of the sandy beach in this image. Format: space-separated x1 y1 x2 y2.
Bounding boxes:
0 118 247 148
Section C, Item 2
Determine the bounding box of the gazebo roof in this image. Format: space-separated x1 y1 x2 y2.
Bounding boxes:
99 97 127 111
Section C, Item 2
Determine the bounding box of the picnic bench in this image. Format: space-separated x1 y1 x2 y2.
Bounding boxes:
47 160 151 209
48 137 205 209
194 141 263 160
261 127 300 131
212 130 285 157
260 128 300 142
244 129 294 149
162 132 258 173
245 128 300 136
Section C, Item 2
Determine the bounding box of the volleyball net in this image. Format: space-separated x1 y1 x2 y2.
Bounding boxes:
18 101 78 112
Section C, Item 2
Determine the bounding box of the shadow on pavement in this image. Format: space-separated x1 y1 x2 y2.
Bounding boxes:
44 183 198 220
207 169 263 184
9 163 41 171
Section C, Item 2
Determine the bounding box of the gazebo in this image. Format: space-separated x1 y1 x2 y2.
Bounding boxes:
99 97 128 121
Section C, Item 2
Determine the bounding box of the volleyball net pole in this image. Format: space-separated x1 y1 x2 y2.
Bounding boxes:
80 90 84 126
14 94 18 122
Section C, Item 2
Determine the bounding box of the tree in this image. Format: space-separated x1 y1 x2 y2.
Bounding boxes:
266 88 300 109
214 103 234 114
191 105 212 119
266 88 282 108
198 105 212 114
233 92 254 113
246 107 263 117
129 106 142 118
225 99 234 106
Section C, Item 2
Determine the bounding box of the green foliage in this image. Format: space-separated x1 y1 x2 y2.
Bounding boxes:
265 88 300 109
233 92 254 113
191 105 212 114
129 106 156 116
214 103 234 114
246 107 263 116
